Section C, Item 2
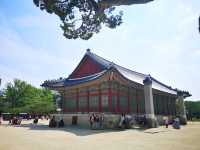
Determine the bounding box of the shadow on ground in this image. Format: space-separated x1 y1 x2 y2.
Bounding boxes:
12 123 129 136
2 122 171 136
3 123 150 136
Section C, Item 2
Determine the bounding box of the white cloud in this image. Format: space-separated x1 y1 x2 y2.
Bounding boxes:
0 14 76 88
12 13 59 29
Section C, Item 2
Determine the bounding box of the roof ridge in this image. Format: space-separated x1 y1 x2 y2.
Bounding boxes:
88 51 147 77
87 51 112 67
114 64 147 77
150 76 174 90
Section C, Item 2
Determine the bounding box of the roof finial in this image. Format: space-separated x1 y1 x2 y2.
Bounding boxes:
86 48 91 53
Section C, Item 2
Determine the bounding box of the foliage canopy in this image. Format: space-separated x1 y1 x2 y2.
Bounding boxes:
185 101 200 119
0 79 55 114
33 0 125 40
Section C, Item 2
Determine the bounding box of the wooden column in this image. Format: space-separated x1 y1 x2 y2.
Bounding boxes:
117 84 120 113
168 97 171 115
167 96 170 115
127 87 130 113
174 97 177 115
136 89 139 114
163 96 166 115
108 81 112 112
61 92 64 112
63 89 66 113
87 88 90 113
98 86 102 112
76 88 79 112
153 94 156 114
155 95 159 115
162 95 165 115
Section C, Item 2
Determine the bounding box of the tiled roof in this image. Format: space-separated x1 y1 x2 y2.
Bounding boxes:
87 51 178 94
41 50 191 97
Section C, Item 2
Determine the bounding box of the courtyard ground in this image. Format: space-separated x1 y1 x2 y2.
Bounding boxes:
0 120 199 150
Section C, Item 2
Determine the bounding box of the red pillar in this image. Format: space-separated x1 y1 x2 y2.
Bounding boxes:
108 81 112 112
127 87 130 113
99 87 102 112
76 88 79 112
62 91 65 113
117 84 120 113
136 89 139 114
87 89 90 113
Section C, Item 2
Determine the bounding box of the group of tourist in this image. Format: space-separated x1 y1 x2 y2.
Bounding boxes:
9 117 22 125
49 116 64 128
118 114 130 128
89 113 104 129
0 113 183 130
9 116 42 125
0 116 2 125
0 114 50 126
0 116 23 125
164 116 181 129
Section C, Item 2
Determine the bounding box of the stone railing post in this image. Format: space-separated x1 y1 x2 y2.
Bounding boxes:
177 94 187 125
143 76 157 128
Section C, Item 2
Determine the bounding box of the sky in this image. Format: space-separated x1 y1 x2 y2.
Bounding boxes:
0 0 199 101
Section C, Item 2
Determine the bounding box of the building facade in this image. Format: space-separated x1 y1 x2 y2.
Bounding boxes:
42 49 191 127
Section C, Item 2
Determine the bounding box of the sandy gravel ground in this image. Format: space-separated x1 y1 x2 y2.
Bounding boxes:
0 120 200 150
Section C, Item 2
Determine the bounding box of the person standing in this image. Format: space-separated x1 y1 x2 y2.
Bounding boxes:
89 113 95 129
0 115 2 125
119 114 125 128
165 117 169 128
99 113 104 129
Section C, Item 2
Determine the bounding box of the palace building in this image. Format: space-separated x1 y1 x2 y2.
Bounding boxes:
42 49 191 127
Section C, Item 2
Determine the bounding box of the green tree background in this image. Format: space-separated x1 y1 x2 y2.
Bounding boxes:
0 79 56 114
185 101 200 120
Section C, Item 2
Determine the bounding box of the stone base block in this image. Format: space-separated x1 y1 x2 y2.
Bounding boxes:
146 118 158 128
180 116 187 125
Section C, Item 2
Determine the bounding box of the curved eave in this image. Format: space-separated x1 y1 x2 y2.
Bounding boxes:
42 70 107 89
41 79 65 88
177 90 192 98
64 70 107 87
114 66 178 95
150 77 177 95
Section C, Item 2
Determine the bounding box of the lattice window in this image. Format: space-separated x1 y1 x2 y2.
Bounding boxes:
100 81 109 93
137 90 145 114
111 95 117 112
79 96 87 112
119 95 128 112
89 96 99 111
65 98 76 111
130 88 137 113
102 95 109 112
